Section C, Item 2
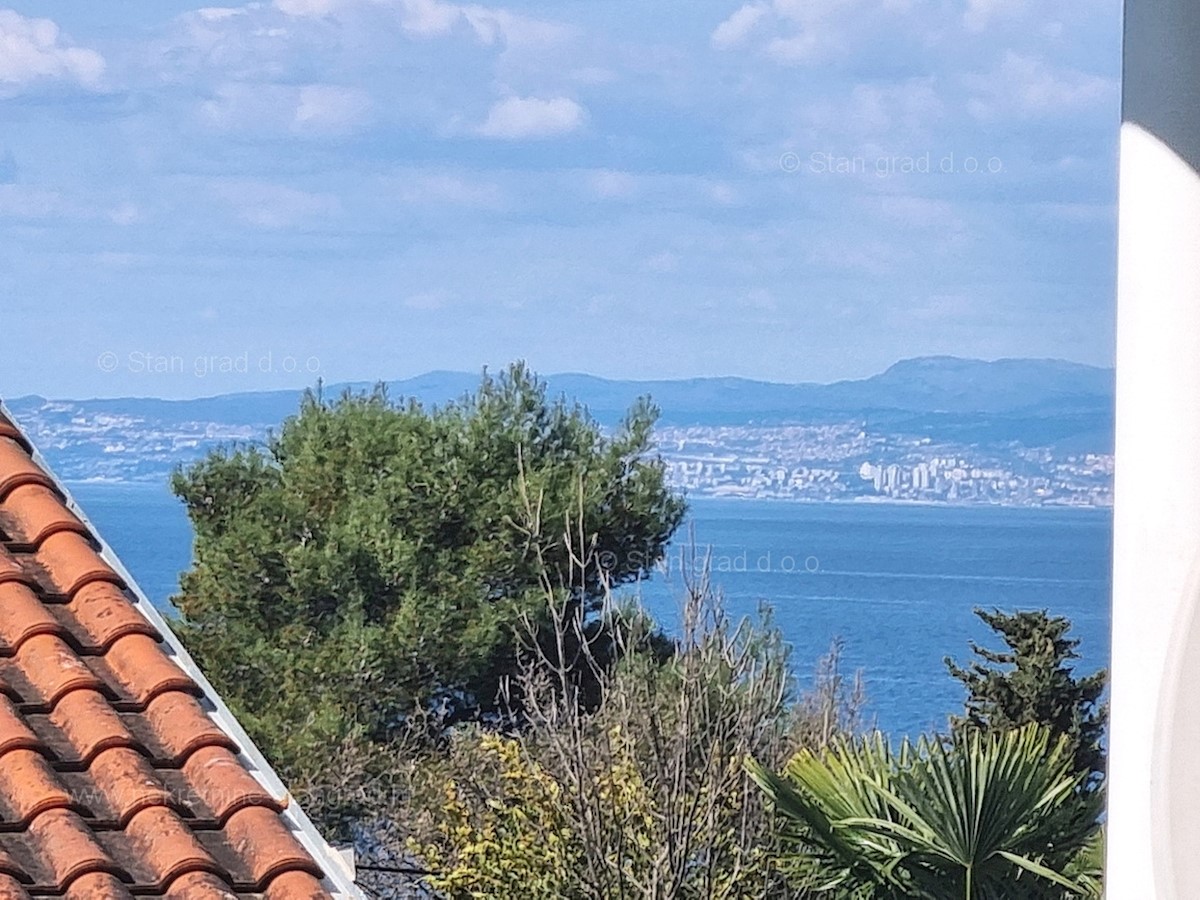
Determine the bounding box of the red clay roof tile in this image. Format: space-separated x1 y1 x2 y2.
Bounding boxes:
63 582 160 651
0 846 24 883
221 806 323 886
0 701 38 758
64 871 134 899
121 806 221 886
85 747 179 825
0 549 26 590
0 750 75 825
0 585 59 653
181 747 279 822
0 440 51 499
28 808 121 888
48 689 139 765
265 871 334 899
162 871 239 899
0 413 344 897
100 634 198 706
0 414 28 451
33 532 123 598
142 692 238 763
15 635 106 707
0 484 88 548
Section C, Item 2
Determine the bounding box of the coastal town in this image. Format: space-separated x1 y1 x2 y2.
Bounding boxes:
657 423 1113 507
7 401 1113 508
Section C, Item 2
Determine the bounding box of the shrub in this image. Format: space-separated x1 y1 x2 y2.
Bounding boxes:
404 556 864 899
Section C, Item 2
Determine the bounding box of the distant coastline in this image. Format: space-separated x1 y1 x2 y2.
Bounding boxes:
686 494 1112 511
63 478 1113 513
10 357 1114 510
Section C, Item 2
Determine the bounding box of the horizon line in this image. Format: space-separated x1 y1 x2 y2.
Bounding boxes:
2 353 1115 406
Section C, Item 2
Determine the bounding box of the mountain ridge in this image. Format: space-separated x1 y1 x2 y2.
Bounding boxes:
0 356 1115 488
3 355 1114 424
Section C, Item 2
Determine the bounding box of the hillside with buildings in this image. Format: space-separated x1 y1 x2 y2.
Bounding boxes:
1 357 1113 507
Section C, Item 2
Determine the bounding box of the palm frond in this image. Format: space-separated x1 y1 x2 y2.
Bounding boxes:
748 724 1101 899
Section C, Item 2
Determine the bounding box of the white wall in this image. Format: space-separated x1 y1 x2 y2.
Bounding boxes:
1110 2 1200 894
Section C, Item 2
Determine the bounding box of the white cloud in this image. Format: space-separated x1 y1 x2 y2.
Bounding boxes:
200 82 372 136
963 0 1030 33
0 10 105 93
157 11 291 88
711 0 860 65
191 0 577 142
394 171 503 206
109 203 141 226
709 182 738 205
764 32 826 65
197 7 249 21
966 52 1115 121
587 169 637 199
798 78 943 148
395 0 461 35
213 180 339 228
711 3 769 49
271 0 575 49
711 0 931 67
477 95 585 139
274 0 344 16
294 84 372 133
396 0 574 48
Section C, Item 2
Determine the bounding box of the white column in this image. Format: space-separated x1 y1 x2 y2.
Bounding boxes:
1109 1 1200 895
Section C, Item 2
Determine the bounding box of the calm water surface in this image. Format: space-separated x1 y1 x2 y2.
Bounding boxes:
68 484 1112 738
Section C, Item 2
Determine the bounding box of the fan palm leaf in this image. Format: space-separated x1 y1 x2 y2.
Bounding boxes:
747 724 1101 899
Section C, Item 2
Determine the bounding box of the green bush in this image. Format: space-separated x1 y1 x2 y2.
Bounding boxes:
404 565 863 899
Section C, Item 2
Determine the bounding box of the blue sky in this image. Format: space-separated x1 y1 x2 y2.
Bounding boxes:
0 0 1121 399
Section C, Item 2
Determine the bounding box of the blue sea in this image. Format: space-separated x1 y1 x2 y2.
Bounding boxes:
67 484 1112 738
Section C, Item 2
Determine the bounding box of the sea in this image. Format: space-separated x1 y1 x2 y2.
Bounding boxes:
67 483 1112 739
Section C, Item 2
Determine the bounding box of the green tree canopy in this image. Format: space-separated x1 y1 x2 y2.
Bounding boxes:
170 363 685 820
944 608 1107 787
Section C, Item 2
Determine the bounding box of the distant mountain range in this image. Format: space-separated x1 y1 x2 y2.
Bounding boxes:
0 357 1115 484
5 356 1114 423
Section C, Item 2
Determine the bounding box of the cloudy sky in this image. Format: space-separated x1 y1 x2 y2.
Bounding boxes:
0 0 1120 399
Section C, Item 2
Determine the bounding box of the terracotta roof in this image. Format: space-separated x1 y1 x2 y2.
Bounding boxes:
0 406 363 898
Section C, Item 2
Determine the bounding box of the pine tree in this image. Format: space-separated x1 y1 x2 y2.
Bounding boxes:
945 608 1107 787
170 362 686 831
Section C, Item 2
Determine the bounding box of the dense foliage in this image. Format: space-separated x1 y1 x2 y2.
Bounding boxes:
747 725 1103 899
170 363 686 828
167 362 1107 896
406 569 863 900
945 608 1107 786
